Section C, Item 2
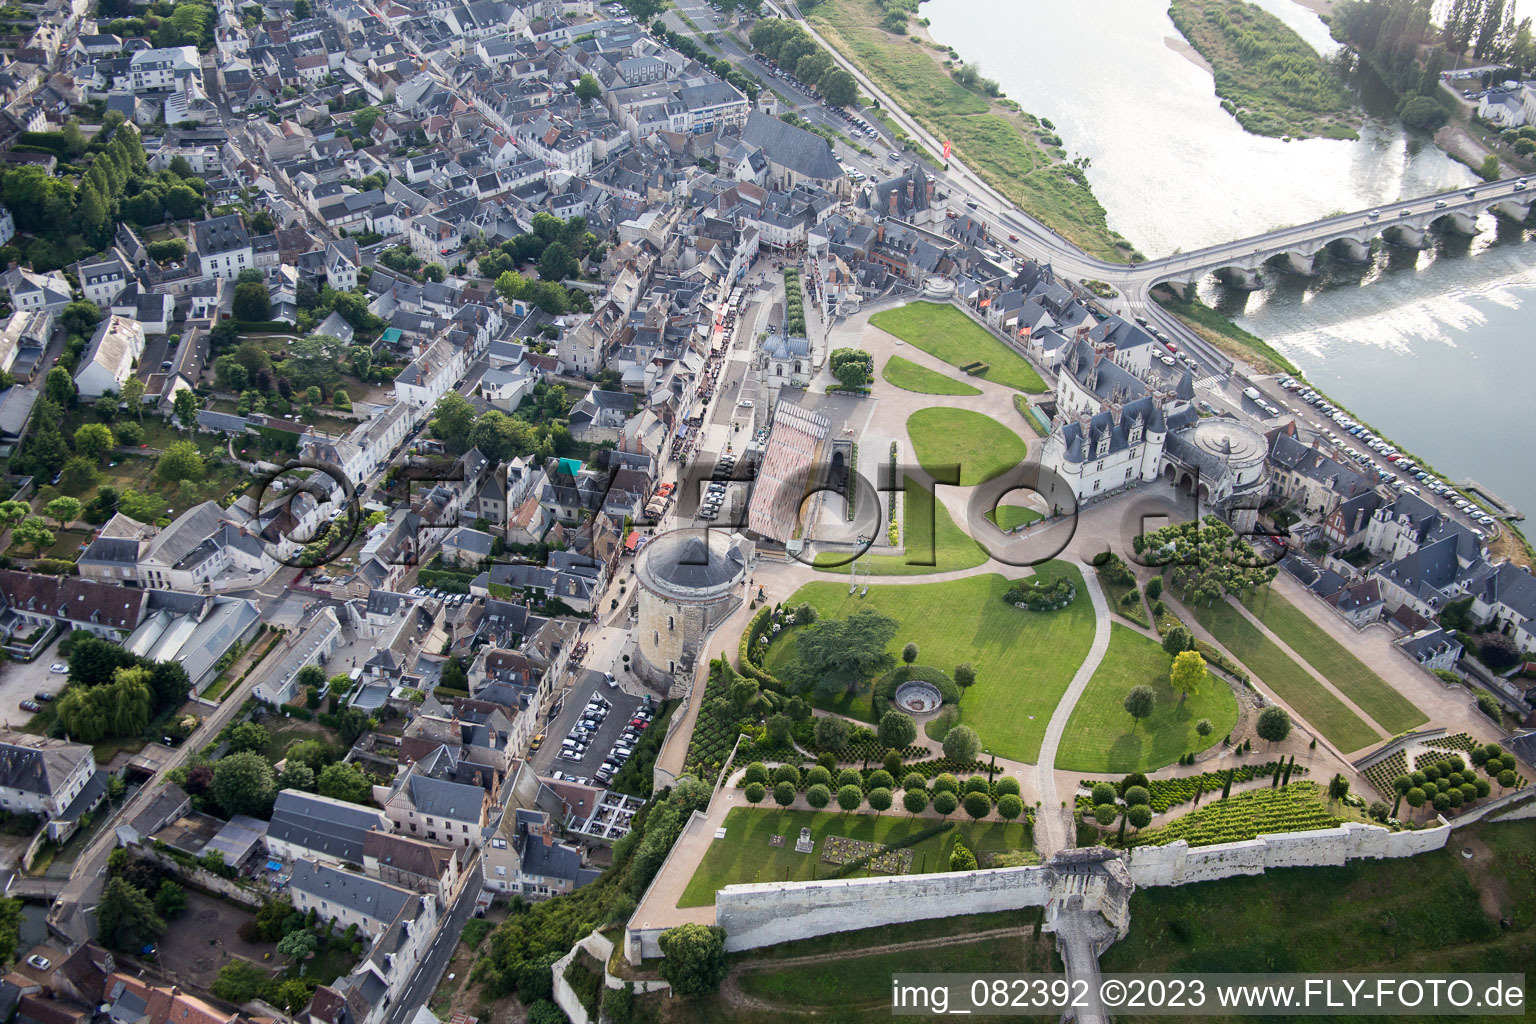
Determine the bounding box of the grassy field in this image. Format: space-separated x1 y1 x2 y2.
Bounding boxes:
1188 597 1380 753
815 474 988 577
1055 625 1238 773
771 569 1096 761
1102 818 1536 1010
678 806 1031 907
881 355 981 396
1168 0 1361 140
1241 589 1427 735
809 0 1135 261
869 303 1046 393
985 504 1042 530
906 408 1026 486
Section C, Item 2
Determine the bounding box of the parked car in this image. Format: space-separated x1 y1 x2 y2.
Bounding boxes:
26 956 49 970
49 663 67 674
19 700 39 713
34 692 53 703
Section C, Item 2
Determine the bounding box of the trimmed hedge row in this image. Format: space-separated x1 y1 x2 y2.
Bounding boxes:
738 604 788 692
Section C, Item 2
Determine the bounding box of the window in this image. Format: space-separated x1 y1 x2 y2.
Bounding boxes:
667 615 674 631
1093 480 1101 492
492 838 507 849
652 629 659 646
495 866 506 876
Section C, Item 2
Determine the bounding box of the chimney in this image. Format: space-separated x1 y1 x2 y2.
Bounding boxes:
888 191 898 217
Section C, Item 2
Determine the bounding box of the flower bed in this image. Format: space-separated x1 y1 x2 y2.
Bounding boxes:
1003 576 1077 611
821 835 914 874
1127 782 1341 847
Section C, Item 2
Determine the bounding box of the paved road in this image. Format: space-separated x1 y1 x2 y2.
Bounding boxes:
384 863 484 1024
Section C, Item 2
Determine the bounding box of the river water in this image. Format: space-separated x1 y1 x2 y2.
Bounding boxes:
924 0 1536 518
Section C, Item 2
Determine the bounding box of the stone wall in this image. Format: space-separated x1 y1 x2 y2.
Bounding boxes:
1122 821 1450 887
713 865 1054 952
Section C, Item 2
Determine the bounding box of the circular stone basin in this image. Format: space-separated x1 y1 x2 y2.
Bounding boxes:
894 679 942 714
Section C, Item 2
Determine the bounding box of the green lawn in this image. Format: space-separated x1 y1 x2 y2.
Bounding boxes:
869 302 1046 393
1102 818 1536 994
738 934 1033 1007
678 806 1031 907
1188 597 1380 753
881 355 981 396
1241 589 1427 735
906 408 1027 486
1055 625 1238 773
772 568 1096 761
985 504 1043 530
815 474 988 577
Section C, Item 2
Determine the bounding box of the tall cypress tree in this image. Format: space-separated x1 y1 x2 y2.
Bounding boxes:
1221 768 1234 800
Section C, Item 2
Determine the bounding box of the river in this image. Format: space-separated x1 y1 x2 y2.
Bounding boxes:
923 0 1536 519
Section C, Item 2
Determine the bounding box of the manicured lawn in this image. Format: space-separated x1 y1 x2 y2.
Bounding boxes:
1188 597 1380 753
1241 589 1427 735
771 568 1096 760
738 934 1031 1007
869 302 1046 393
906 408 1026 486
985 504 1042 530
881 354 981 396
1103 818 1534 980
1055 625 1238 773
815 474 988 577
678 806 1031 907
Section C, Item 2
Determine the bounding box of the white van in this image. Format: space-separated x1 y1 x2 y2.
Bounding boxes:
1242 386 1262 401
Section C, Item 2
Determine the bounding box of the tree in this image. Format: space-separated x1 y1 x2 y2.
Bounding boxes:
1477 632 1521 669
953 662 975 701
45 496 82 530
764 713 792 745
575 73 602 103
877 710 916 750
60 300 103 337
278 761 315 791
73 422 115 463
97 877 165 951
45 367 76 406
211 751 277 817
656 923 727 997
1122 685 1155 731
997 793 1024 821
537 241 578 284
226 721 269 754
0 897 19 965
1328 773 1350 801
949 840 977 871
277 929 318 961
1127 804 1152 830
1093 802 1119 826
791 609 899 699
811 714 850 753
820 68 858 106
942 725 980 763
120 375 147 422
932 790 957 817
1139 516 1277 605
351 105 383 135
1479 154 1501 181
804 783 830 809
901 641 919 664
156 440 204 483
233 280 272 321
836 784 862 813
1196 718 1213 738
962 791 991 820
1169 648 1205 702
13 517 54 555
0 500 28 530
1255 706 1292 747
728 677 759 715
1161 624 1192 657
903 787 929 816
1090 782 1117 806
154 880 186 919
430 393 478 452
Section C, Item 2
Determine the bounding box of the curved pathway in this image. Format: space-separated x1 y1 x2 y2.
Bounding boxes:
1032 564 1112 857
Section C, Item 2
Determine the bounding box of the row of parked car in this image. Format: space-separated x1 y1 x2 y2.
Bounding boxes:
1282 377 1499 536
409 586 472 606
595 696 657 786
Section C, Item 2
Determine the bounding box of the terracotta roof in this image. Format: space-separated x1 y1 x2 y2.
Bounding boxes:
103 973 235 1024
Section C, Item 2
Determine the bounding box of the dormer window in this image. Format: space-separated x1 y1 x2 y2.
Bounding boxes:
1095 431 1110 457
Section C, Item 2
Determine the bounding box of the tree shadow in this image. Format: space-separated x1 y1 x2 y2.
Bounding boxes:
1107 731 1144 771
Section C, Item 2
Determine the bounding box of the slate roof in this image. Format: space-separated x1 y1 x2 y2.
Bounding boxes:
740 111 842 181
267 789 386 863
406 773 484 823
0 732 92 798
288 857 415 924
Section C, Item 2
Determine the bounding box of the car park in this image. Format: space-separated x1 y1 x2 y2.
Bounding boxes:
1480 515 1496 525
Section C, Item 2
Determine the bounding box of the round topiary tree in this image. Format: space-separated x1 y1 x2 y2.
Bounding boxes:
1500 769 1518 789
867 787 893 813
882 749 903 777
1446 788 1464 808
1123 685 1155 731
1123 785 1150 806
932 773 960 795
836 784 862 813
993 776 1020 798
773 781 796 807
902 772 926 791
1392 774 1413 796
743 762 769 786
932 790 958 817
1410 770 1427 787
1118 772 1150 794
1368 801 1390 821
1474 778 1492 798
1405 787 1426 809
902 641 919 665
805 783 831 809
963 776 991 796
962 791 991 820
1421 781 1439 800
805 765 833 788
1127 803 1152 830
1433 791 1452 812
1090 782 1117 807
773 764 800 787
1092 803 1119 826
996 793 1023 821
1256 706 1292 747
867 769 895 791
942 725 981 763
903 787 929 816
878 710 917 750
837 768 862 790
744 782 766 804
1459 783 1478 804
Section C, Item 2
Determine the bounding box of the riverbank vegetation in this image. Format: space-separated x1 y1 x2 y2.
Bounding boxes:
803 0 1142 262
1169 0 1361 140
1150 290 1300 375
